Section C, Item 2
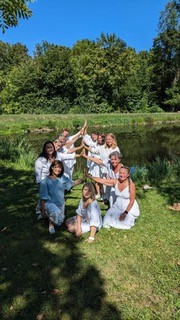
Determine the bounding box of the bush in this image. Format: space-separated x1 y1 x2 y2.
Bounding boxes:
0 137 36 170
146 157 171 186
131 166 148 185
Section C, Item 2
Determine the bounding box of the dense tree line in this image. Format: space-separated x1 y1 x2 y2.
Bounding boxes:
0 0 179 114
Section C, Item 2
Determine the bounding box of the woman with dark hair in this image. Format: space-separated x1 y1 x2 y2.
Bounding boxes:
35 139 81 183
35 141 57 184
39 160 83 234
65 182 102 242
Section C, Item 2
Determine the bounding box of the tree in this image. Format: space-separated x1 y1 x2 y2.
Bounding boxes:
0 0 34 33
0 41 77 114
0 41 29 74
150 0 180 111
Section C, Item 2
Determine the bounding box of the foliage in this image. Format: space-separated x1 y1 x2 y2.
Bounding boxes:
131 156 178 187
0 2 179 114
0 137 36 169
146 157 172 186
131 166 148 184
150 0 180 111
171 154 180 179
164 80 180 111
0 0 34 33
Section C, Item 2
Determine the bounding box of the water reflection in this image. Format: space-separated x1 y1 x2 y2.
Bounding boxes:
29 123 180 166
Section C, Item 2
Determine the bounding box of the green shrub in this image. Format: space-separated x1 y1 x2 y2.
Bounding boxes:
131 166 148 184
0 137 36 170
171 155 180 180
147 157 171 186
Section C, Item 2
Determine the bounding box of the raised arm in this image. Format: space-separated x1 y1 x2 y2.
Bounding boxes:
73 177 84 187
81 150 104 166
65 131 82 148
84 170 116 187
66 143 83 154
66 120 87 148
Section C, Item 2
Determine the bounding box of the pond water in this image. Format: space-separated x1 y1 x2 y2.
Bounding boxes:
29 123 180 167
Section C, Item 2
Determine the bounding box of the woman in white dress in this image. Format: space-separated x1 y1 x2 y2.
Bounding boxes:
82 151 123 206
86 133 120 202
65 182 102 242
85 166 140 230
92 133 121 169
83 133 105 198
56 135 82 179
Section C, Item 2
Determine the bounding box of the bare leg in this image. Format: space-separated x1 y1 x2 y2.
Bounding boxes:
48 219 55 234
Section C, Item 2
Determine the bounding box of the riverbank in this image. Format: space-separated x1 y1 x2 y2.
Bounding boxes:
0 112 179 135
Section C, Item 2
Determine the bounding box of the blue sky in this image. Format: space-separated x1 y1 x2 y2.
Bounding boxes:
0 0 169 56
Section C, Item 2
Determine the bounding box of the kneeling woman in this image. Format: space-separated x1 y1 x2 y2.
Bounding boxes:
66 182 102 242
86 166 140 230
39 160 83 234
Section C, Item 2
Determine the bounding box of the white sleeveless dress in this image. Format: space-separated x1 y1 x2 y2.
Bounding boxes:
103 182 140 230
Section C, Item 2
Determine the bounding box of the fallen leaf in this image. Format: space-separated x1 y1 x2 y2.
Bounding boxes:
52 289 60 295
1 226 8 232
36 314 43 320
41 291 47 294
32 263 38 267
2 267 7 271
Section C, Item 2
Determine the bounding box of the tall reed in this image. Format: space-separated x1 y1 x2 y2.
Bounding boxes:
0 137 36 170
146 157 172 186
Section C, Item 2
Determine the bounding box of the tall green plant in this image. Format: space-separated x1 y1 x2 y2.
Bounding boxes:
0 137 36 169
147 157 172 186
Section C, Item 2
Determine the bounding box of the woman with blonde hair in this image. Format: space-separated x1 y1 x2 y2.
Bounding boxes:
83 133 121 204
65 182 102 242
85 166 140 230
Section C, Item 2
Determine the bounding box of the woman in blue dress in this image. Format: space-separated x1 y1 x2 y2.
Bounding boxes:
39 160 83 234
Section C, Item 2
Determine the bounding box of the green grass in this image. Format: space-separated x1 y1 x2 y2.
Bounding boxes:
0 112 179 135
0 160 179 320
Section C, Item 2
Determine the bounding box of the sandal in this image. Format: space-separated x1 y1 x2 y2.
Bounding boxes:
49 226 55 234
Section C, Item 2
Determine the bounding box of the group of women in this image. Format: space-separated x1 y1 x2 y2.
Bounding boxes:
34 121 140 241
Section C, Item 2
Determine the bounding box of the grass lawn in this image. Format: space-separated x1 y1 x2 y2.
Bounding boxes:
0 161 179 320
0 113 179 135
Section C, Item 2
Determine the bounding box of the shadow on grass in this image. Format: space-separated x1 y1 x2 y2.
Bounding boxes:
0 165 121 320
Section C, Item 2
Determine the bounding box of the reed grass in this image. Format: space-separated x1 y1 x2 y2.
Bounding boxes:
0 138 36 170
